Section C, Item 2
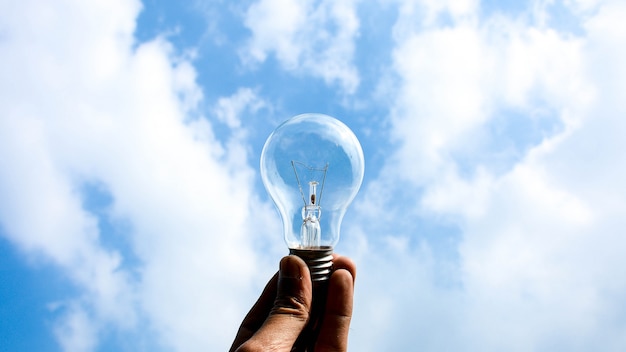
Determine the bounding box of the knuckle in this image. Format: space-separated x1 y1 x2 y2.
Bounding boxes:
271 295 310 321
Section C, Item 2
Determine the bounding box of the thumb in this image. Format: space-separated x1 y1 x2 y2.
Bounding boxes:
237 256 312 351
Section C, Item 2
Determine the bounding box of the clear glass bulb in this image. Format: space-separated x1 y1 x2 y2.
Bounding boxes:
260 113 364 281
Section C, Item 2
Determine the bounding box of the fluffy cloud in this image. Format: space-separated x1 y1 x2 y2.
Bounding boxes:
242 0 360 93
349 0 626 350
0 0 273 350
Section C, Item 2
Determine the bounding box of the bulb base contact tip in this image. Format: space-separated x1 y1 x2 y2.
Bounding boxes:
289 247 334 282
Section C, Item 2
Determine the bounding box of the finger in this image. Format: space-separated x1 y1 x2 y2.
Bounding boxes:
331 254 357 282
315 268 355 352
236 255 312 351
229 272 279 351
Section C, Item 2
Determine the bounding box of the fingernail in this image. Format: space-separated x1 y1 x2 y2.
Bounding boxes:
280 256 303 280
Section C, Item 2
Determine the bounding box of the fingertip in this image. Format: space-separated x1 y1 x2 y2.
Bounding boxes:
330 268 354 303
332 254 357 282
279 255 306 279
276 255 312 312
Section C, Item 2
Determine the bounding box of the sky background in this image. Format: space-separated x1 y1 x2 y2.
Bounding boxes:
1 0 626 351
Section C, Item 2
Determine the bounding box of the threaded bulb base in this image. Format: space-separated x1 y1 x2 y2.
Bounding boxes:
289 247 333 282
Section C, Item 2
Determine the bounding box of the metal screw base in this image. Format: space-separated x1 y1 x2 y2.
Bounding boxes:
289 246 333 282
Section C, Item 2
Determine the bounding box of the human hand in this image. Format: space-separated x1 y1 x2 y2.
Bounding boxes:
230 254 356 352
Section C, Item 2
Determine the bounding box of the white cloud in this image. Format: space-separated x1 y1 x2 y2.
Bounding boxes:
52 303 98 352
214 87 267 129
242 0 360 93
349 0 626 350
0 0 275 350
394 0 478 29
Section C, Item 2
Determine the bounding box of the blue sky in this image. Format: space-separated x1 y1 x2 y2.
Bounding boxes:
1 0 626 351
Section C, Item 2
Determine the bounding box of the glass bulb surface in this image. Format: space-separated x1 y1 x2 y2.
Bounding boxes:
260 113 365 251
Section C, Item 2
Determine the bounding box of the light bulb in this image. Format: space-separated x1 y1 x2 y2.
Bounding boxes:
260 113 365 281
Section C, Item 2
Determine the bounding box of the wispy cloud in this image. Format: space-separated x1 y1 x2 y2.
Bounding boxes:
241 0 361 93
